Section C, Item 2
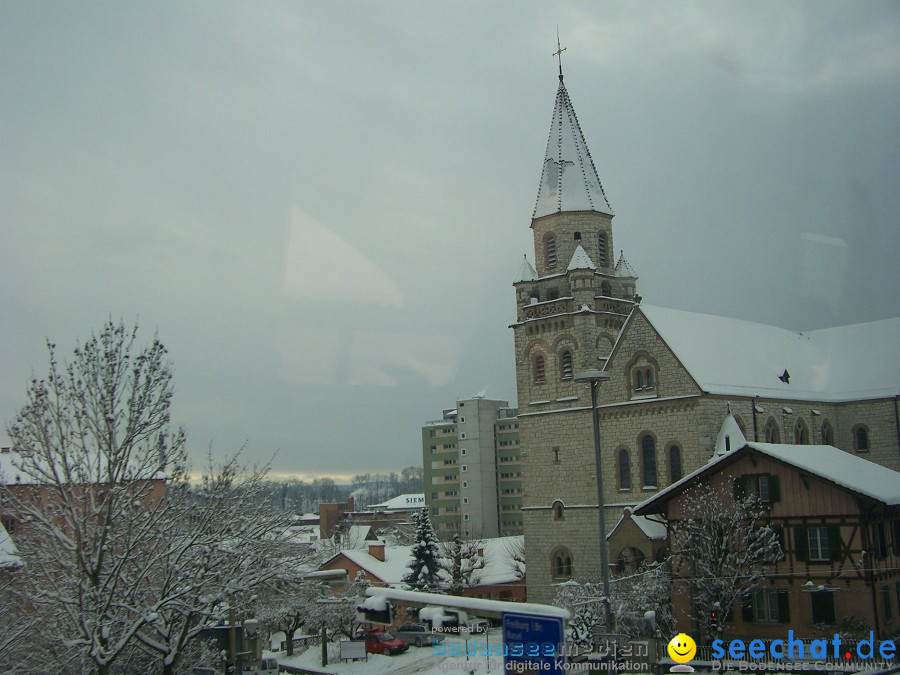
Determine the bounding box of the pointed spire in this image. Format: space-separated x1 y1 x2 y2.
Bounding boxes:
533 78 613 219
567 244 596 272
516 255 538 281
614 250 638 279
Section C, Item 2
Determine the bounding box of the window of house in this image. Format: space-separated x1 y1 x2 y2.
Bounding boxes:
795 419 809 444
821 420 834 445
736 474 780 504
553 446 560 463
600 281 612 296
669 445 682 483
547 287 560 301
635 370 644 390
619 449 631 490
641 435 657 487
598 232 608 267
461 465 467 472
545 234 557 269
533 354 546 384
764 418 780 443
752 588 781 622
645 368 654 388
882 586 893 623
810 590 836 624
552 501 564 521
808 527 831 562
561 351 573 380
854 425 869 452
429 430 436 438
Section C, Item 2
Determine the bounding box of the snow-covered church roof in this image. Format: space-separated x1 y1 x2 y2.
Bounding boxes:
637 305 900 402
533 78 613 219
516 255 538 282
614 251 638 278
567 245 596 272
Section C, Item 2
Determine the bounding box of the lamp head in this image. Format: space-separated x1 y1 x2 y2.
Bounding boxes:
574 369 611 383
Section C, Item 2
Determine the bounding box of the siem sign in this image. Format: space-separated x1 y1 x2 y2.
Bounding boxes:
405 496 425 504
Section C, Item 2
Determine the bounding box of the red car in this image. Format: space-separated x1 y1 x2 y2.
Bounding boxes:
361 629 409 655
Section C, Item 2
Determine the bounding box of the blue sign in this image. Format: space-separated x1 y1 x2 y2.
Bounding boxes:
502 611 565 673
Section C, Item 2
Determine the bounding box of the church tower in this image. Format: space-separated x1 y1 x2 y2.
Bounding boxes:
511 69 639 602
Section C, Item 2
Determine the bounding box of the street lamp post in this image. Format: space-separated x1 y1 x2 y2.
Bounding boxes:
574 369 613 633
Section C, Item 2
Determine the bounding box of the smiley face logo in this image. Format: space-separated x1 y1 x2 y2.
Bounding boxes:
667 633 697 663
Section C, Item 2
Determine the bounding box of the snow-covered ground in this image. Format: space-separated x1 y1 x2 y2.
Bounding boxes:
271 629 506 674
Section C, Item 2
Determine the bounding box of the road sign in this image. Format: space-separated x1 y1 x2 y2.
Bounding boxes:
502 611 565 673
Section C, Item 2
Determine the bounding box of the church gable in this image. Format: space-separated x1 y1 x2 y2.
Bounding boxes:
604 308 702 403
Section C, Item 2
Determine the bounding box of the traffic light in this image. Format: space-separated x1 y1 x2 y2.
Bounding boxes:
355 597 394 625
709 602 720 634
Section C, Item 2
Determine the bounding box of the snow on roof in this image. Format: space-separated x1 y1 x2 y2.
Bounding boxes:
366 586 569 620
635 433 900 516
368 494 426 512
567 245 596 272
607 508 667 541
744 442 900 505
324 535 525 588
516 256 538 282
533 80 613 219
614 251 638 278
638 305 900 401
0 521 20 568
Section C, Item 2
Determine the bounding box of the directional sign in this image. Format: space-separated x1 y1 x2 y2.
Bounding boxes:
502 611 565 673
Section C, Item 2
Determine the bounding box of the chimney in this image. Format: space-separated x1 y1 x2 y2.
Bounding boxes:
368 541 386 562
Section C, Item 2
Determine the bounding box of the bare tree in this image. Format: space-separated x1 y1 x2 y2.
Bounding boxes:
2 321 292 673
671 480 782 640
440 533 486 595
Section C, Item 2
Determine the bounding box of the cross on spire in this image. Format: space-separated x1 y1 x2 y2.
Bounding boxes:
553 28 566 82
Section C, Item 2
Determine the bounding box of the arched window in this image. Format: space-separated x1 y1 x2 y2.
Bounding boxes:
551 548 573 579
669 445 682 483
764 418 780 443
821 420 834 445
547 287 560 301
618 449 631 490
545 234 557 269
635 370 644 390
641 435 657 487
533 354 546 384
552 500 564 521
560 351 573 380
645 369 654 389
600 281 612 296
598 232 608 267
853 425 870 452
795 419 809 444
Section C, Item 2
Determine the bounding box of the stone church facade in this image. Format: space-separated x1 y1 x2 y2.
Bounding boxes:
511 73 900 603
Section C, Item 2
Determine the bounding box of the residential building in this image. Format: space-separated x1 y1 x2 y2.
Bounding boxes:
634 417 900 640
318 535 527 603
423 397 522 539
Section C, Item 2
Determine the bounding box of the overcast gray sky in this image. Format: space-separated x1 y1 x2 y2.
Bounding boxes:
2 1 898 481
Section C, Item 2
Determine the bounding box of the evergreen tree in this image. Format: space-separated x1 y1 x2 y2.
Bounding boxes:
402 508 443 592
